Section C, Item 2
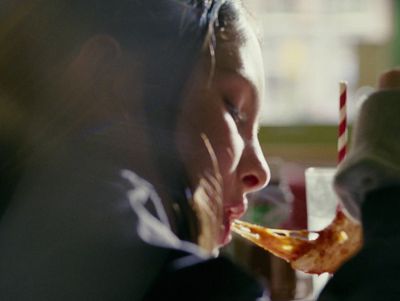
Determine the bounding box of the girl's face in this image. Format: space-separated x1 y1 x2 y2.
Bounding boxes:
176 20 270 247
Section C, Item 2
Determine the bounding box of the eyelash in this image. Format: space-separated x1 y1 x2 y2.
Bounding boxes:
224 99 242 123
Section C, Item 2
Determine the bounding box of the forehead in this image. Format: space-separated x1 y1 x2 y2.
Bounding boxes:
213 19 265 102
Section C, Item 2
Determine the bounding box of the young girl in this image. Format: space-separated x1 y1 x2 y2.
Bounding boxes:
0 1 269 299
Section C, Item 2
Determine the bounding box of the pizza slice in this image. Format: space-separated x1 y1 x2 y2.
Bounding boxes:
232 210 362 274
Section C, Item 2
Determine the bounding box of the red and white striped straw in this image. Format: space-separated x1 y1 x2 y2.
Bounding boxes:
338 81 348 164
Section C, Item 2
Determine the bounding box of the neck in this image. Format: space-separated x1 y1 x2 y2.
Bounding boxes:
27 117 185 236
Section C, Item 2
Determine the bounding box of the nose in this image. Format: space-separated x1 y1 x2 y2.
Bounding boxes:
240 140 270 193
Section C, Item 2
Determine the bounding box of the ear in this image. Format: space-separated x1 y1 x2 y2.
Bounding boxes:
67 34 143 121
68 34 122 85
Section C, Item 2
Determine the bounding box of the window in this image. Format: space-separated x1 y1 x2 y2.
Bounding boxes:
247 0 393 124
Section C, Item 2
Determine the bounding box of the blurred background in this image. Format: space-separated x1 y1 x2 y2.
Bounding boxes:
254 0 392 126
253 0 396 166
225 1 399 300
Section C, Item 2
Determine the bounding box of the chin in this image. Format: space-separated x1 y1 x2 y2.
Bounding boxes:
220 233 232 246
218 223 233 246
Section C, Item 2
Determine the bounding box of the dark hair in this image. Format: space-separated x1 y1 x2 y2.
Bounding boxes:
0 0 243 102
0 0 244 241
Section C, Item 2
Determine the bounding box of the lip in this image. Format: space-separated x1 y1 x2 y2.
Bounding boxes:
220 199 247 245
224 198 248 220
220 219 233 245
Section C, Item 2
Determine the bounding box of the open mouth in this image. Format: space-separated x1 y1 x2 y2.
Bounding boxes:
219 199 248 245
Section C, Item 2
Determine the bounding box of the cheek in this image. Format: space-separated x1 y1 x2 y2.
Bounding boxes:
175 114 213 187
176 112 241 185
212 114 244 175
175 87 245 185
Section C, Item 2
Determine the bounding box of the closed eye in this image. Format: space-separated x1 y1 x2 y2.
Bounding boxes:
224 98 246 124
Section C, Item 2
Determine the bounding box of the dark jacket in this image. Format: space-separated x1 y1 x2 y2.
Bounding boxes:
318 186 400 301
0 136 264 300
